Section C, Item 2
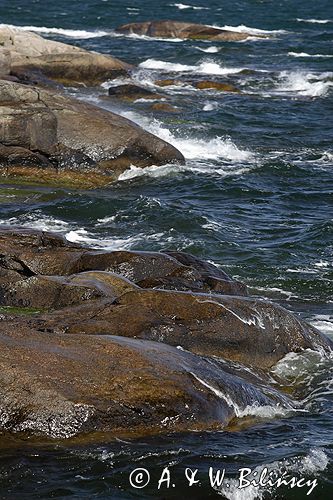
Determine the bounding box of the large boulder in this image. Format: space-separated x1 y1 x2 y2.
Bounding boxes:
0 26 132 85
0 80 185 187
115 21 263 41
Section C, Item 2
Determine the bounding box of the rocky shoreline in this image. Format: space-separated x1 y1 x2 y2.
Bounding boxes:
0 24 332 445
0 25 252 188
0 26 187 188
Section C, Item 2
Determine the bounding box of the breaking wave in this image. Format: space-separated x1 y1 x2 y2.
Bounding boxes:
213 24 288 35
170 2 209 10
0 23 109 38
139 58 244 75
119 109 254 163
288 52 333 58
277 71 333 97
296 18 331 24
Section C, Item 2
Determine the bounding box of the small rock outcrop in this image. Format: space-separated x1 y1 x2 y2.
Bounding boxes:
194 81 240 92
115 21 262 41
108 84 164 101
150 102 179 112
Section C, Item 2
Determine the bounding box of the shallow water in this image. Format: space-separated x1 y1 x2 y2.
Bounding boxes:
0 0 333 497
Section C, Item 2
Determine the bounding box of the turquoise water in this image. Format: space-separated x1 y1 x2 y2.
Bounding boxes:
0 0 332 498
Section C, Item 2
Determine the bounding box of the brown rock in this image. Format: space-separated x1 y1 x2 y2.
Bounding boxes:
194 80 240 92
155 79 183 87
150 102 178 113
0 228 242 294
108 84 164 101
0 324 291 439
38 288 331 371
115 21 263 41
0 229 329 373
0 275 104 310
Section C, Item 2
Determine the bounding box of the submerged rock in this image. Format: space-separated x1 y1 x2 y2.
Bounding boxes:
194 81 241 92
0 26 132 85
108 84 164 101
115 21 263 41
0 228 331 441
0 80 184 187
150 102 179 113
155 79 184 87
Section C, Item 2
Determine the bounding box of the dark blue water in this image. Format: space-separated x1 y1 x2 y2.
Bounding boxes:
0 0 333 498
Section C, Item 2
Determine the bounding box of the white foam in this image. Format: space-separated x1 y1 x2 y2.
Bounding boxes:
65 229 140 249
288 52 333 58
155 128 253 161
296 18 331 24
214 24 287 35
190 372 296 425
218 448 328 500
119 110 254 164
0 23 109 39
300 448 329 474
271 348 333 397
314 260 331 268
123 33 184 43
195 46 220 53
0 213 70 232
171 2 209 9
118 164 185 181
139 59 196 72
252 285 298 300
203 101 219 111
237 404 294 419
197 61 243 75
310 315 333 336
277 71 333 97
139 58 244 75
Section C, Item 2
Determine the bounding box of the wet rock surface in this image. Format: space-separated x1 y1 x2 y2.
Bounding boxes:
0 228 332 441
